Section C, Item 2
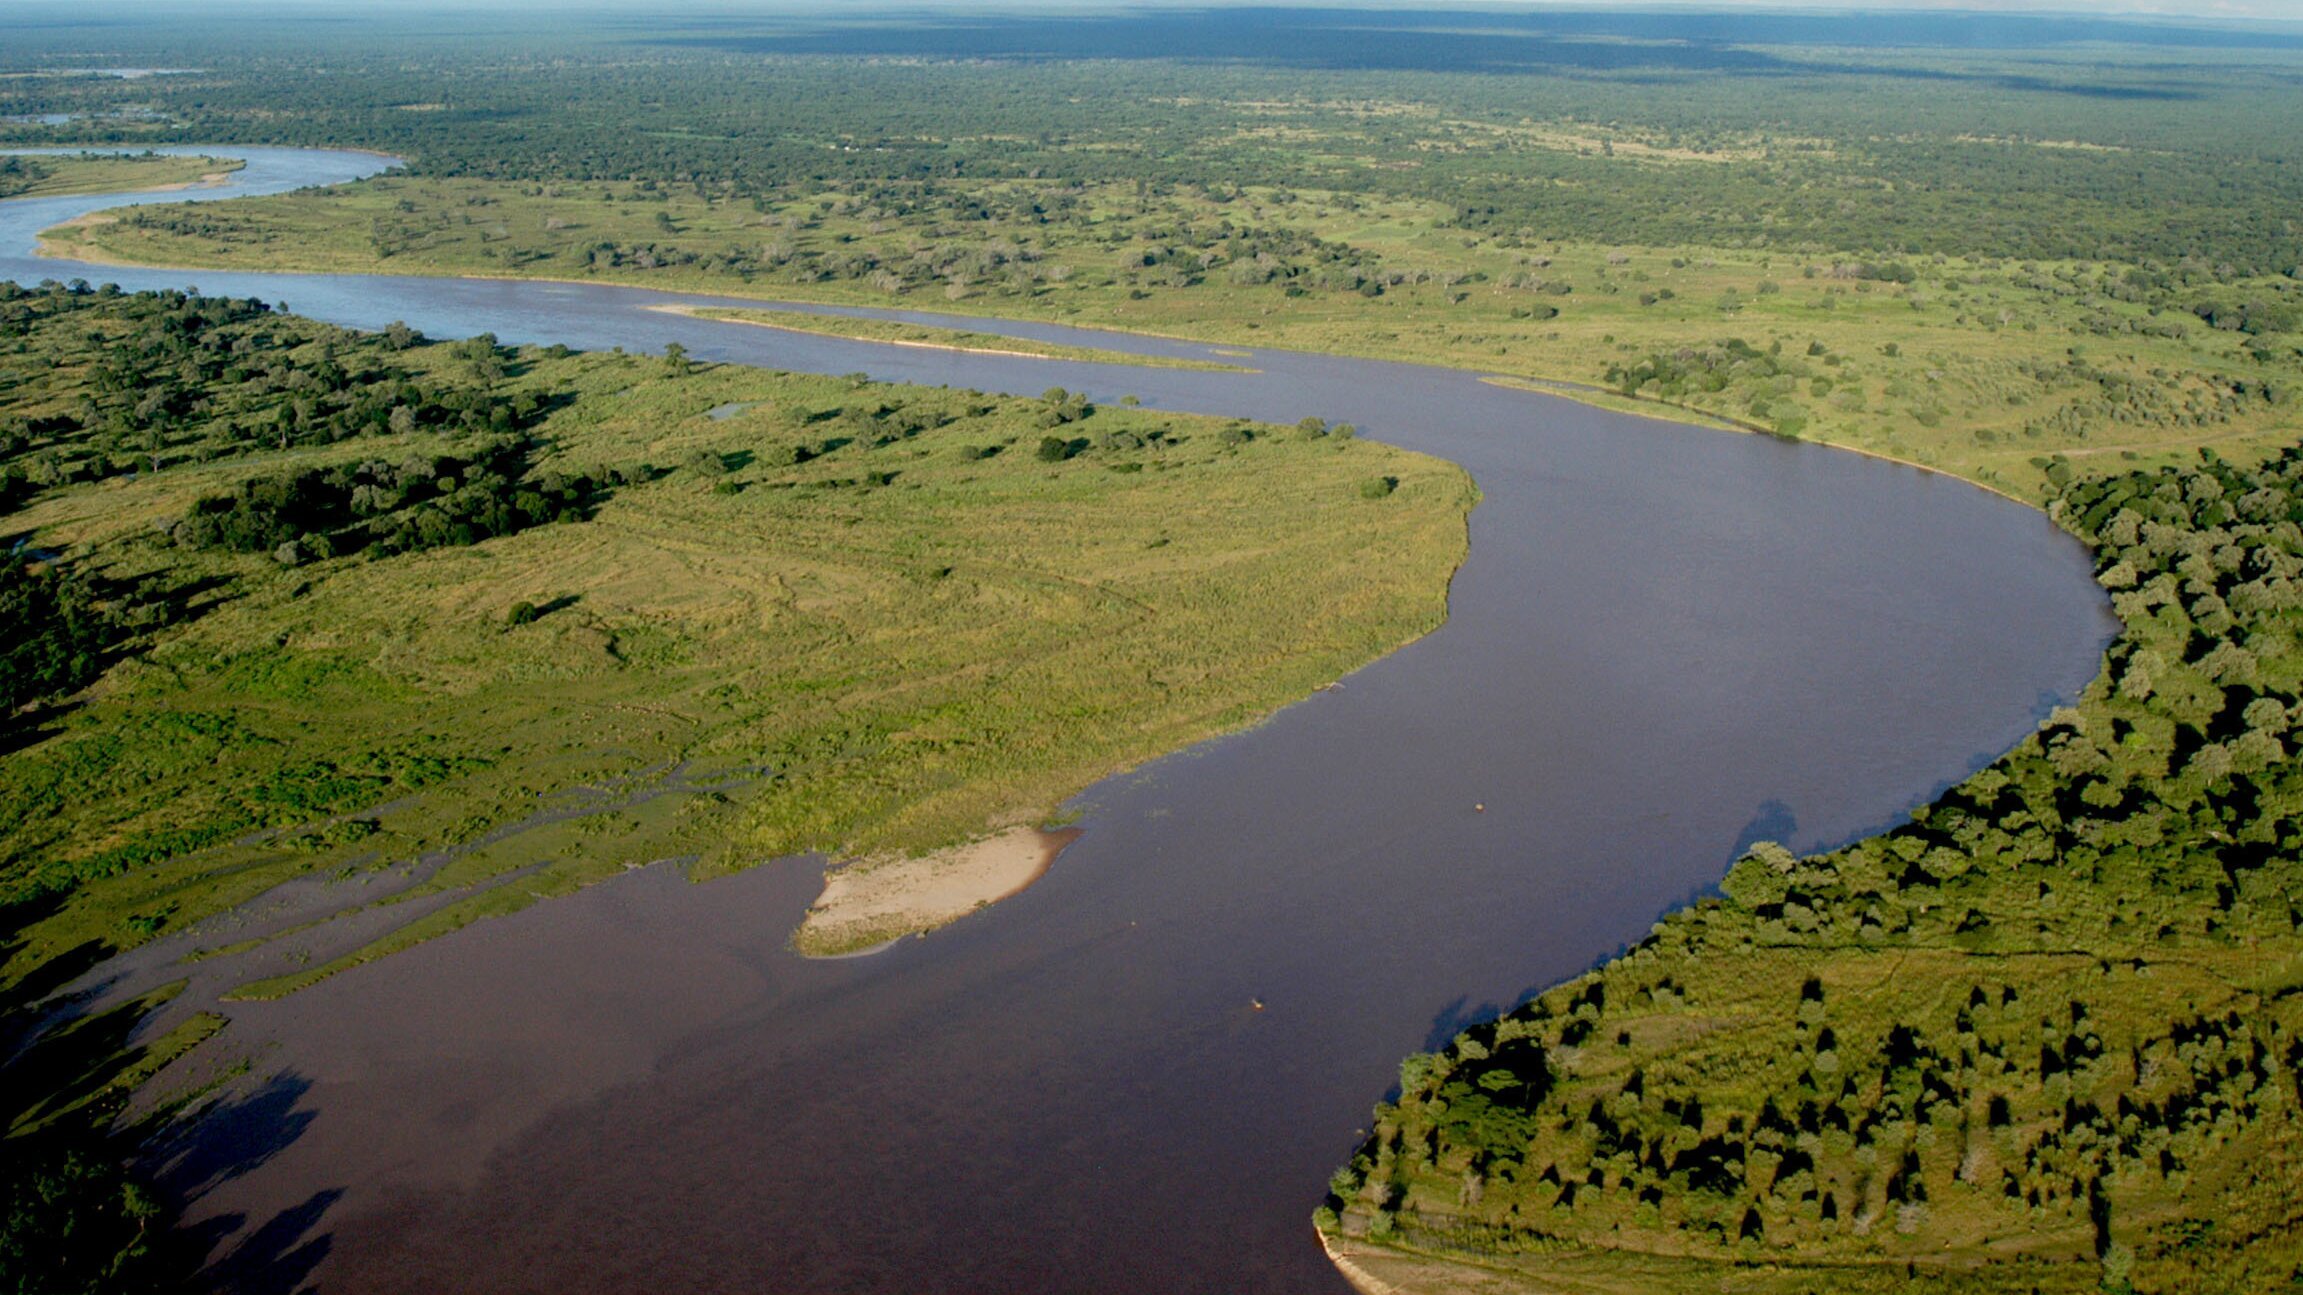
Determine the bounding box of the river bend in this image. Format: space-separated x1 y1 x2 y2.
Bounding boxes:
2 149 2117 1294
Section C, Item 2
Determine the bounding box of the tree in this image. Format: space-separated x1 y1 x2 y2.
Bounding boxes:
456 333 504 382
1 560 119 711
664 340 691 377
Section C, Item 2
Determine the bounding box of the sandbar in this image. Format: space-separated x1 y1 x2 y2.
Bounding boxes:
792 825 1082 956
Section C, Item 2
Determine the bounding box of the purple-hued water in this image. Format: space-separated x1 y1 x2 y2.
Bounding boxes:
7 149 2115 1294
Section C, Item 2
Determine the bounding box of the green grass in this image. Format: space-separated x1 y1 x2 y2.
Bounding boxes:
0 151 240 201
0 293 1472 1007
55 172 2301 501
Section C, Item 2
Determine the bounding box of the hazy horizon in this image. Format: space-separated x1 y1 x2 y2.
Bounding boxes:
5 0 2302 24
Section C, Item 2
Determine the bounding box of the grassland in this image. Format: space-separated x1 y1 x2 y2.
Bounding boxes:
0 288 1471 1011
0 151 238 200
670 305 1249 371
51 170 2300 501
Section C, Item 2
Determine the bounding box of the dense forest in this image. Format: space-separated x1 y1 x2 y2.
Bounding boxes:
1324 449 2303 1290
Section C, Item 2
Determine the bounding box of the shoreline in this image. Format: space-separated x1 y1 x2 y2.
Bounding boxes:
1480 374 2046 510
34 232 2038 515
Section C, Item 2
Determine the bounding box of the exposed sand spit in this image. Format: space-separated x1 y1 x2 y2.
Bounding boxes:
793 825 1081 956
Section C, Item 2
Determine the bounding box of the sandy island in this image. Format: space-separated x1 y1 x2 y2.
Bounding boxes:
646 302 1111 363
148 168 236 192
793 825 1082 957
643 302 1253 372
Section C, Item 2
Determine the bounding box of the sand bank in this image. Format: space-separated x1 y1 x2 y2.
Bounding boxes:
792 826 1081 957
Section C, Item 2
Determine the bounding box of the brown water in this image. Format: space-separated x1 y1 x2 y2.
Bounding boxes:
9 150 2117 1294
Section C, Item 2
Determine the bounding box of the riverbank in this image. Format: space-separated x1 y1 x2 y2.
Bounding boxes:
0 150 240 201
0 149 2119 1295
0 281 1475 1011
1319 447 2303 1291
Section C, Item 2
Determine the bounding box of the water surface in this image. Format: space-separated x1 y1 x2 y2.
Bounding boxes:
5 150 2116 1294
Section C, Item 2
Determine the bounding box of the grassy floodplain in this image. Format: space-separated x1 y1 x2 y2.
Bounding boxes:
0 150 238 200
0 284 1470 1004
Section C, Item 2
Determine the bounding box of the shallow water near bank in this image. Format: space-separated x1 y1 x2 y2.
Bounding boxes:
6 150 2117 1293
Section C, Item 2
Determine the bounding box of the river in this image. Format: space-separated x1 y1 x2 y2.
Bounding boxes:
3 149 2117 1293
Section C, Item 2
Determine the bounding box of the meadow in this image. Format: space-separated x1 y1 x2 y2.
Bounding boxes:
0 275 1469 1033
0 150 237 200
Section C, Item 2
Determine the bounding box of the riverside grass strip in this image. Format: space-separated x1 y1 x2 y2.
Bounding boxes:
0 151 240 201
61 171 2301 505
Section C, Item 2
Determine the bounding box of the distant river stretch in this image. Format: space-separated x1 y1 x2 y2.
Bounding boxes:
4 149 2115 1293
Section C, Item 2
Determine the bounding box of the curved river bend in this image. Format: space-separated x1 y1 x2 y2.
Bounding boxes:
4 150 2116 1293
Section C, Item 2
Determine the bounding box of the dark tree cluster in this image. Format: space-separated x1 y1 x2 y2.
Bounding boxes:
0 560 117 715
0 154 53 200
0 283 539 515
171 439 619 563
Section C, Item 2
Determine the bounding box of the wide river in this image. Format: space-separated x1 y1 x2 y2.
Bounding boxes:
5 149 2115 1293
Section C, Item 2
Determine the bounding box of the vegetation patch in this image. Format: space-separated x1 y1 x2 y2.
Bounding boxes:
0 150 238 201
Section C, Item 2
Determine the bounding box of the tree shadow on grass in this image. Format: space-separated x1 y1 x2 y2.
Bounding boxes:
0 565 241 759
